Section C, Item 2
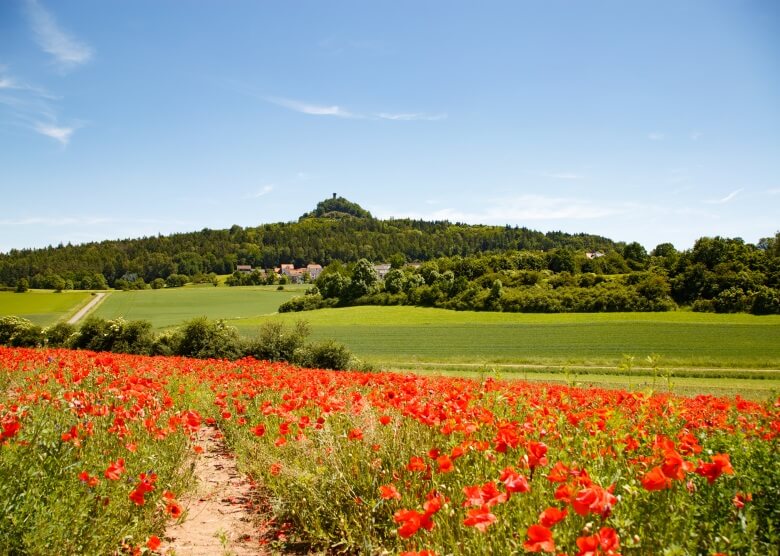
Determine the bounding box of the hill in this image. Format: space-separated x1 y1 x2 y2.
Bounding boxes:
0 196 617 288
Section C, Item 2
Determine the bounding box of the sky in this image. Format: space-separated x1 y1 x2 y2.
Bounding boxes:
1 0 778 254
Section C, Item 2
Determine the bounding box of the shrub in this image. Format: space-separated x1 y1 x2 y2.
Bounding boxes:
150 277 166 289
71 317 154 354
175 317 243 360
0 316 43 347
44 322 76 347
244 320 310 363
278 294 331 313
298 340 353 370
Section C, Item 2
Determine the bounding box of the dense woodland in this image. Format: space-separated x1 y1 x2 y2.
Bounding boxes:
0 197 615 288
2 197 779 313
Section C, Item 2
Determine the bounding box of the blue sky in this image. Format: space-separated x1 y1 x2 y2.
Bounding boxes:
1 0 778 254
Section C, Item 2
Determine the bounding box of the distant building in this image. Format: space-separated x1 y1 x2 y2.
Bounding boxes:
586 251 605 259
373 263 392 279
306 264 323 280
236 265 253 274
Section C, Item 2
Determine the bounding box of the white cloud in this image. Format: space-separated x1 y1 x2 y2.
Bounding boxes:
648 132 665 141
375 112 448 121
379 194 630 224
690 131 703 140
248 184 274 198
705 188 743 204
266 96 446 122
34 122 74 145
766 188 780 196
25 0 93 69
266 97 356 118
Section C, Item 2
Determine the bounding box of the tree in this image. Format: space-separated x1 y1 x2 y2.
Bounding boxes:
346 259 378 300
15 278 29 293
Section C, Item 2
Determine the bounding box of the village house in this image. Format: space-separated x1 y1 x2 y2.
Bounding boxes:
585 251 605 260
236 265 253 274
277 262 324 284
373 263 392 280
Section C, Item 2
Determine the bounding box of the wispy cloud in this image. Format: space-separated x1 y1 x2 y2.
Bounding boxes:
266 96 446 122
376 112 448 121
0 67 80 145
765 188 780 196
648 132 665 141
34 122 74 145
25 0 93 69
380 194 630 223
266 97 356 118
247 184 274 198
705 188 743 204
690 131 703 140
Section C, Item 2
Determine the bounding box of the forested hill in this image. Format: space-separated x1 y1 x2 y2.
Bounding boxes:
0 197 617 287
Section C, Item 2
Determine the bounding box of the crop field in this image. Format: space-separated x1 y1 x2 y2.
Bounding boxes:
92 285 305 329
0 290 92 326
1 346 777 555
230 306 780 370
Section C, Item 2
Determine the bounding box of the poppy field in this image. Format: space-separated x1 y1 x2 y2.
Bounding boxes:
1 346 778 555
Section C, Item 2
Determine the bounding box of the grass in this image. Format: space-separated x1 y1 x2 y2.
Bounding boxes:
92 285 305 329
0 290 92 326
228 306 780 370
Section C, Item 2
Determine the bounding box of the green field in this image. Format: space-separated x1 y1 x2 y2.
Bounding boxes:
0 290 92 326
93 285 304 329
228 306 780 370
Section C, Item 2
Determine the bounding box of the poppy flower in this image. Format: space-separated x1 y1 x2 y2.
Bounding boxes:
695 454 734 484
538 506 567 527
104 458 125 481
146 535 161 550
499 466 530 494
463 505 497 532
641 466 672 491
523 524 555 553
379 484 402 500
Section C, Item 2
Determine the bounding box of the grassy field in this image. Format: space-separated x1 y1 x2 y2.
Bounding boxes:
0 290 92 326
92 284 305 329
228 306 780 370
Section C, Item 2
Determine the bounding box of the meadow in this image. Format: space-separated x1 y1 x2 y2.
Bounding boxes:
1 346 777 555
229 306 780 370
92 284 305 329
0 290 92 326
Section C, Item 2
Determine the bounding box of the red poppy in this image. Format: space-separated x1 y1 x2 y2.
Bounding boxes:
104 458 125 481
575 527 620 556
146 535 161 550
695 453 734 484
379 484 402 500
538 506 567 527
499 466 530 494
523 524 555 553
436 455 454 473
641 465 672 491
463 505 497 532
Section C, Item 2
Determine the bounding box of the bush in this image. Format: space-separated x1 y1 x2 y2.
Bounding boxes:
44 322 76 347
278 294 334 313
0 316 43 347
71 317 155 354
150 277 166 289
244 321 310 363
165 274 189 288
298 339 353 370
174 317 243 360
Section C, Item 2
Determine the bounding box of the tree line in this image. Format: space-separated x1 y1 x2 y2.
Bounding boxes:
279 235 780 315
0 197 616 289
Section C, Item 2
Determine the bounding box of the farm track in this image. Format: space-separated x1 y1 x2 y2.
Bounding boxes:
67 292 107 324
162 425 265 555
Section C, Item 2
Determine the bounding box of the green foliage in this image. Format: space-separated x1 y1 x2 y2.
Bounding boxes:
15 278 29 293
150 277 165 289
70 317 155 355
0 316 43 347
174 317 243 360
296 339 353 370
44 322 76 347
165 274 189 288
303 195 373 219
278 294 335 313
244 320 310 363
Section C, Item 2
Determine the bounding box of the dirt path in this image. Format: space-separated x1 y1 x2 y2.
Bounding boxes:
162 426 263 556
67 292 107 324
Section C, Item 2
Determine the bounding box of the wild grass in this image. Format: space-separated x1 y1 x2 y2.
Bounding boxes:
0 290 92 326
